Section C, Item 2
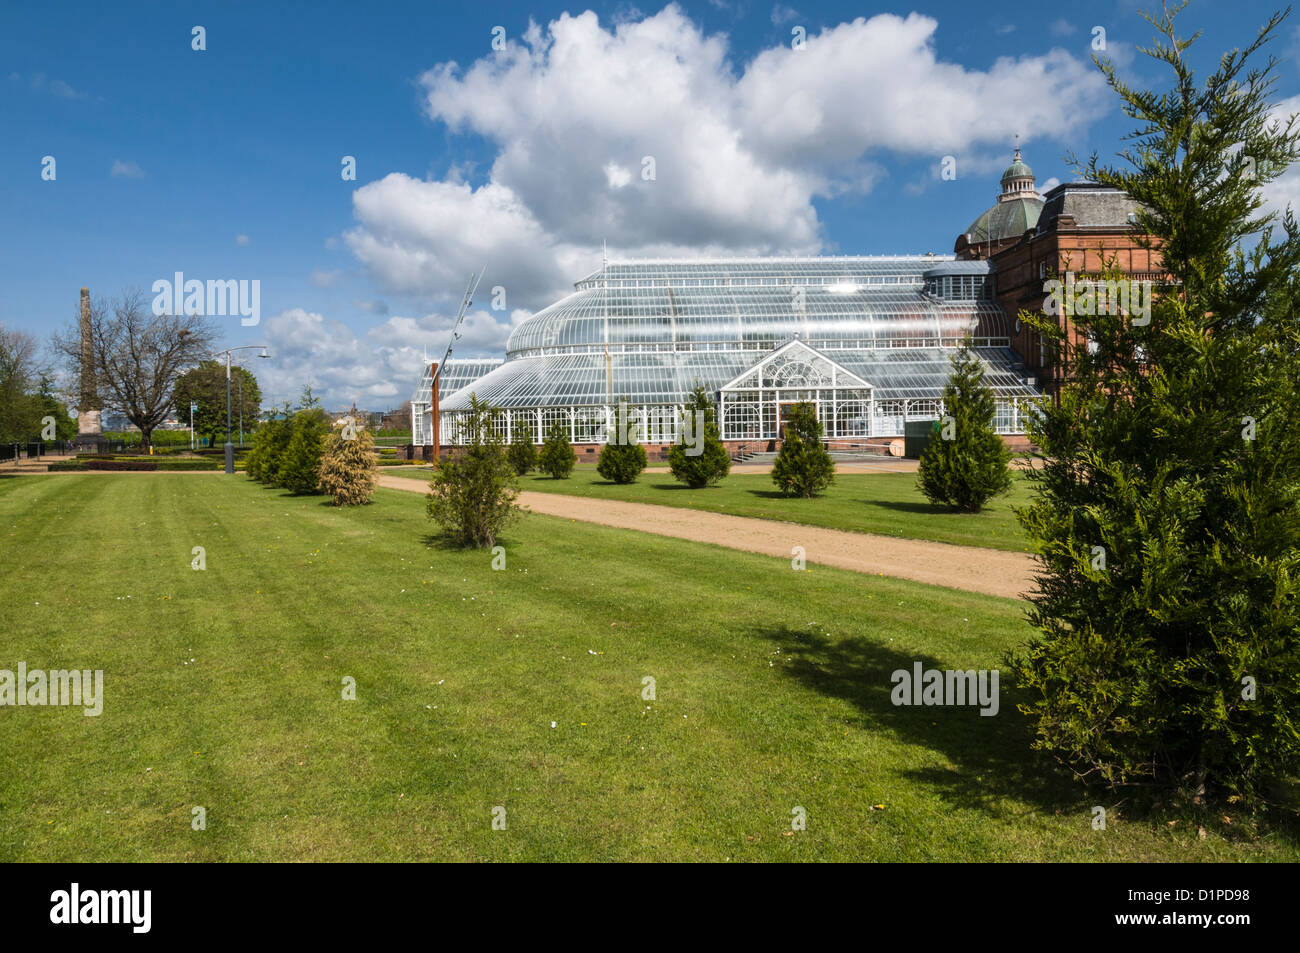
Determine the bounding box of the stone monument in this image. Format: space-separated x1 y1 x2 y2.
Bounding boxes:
73 287 108 451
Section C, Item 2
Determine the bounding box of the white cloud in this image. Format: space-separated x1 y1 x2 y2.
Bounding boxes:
344 6 1111 314
1262 95 1300 221
110 159 144 179
310 268 341 288
333 3 1115 392
255 305 521 410
771 4 799 26
1038 176 1061 195
23 72 87 99
735 14 1108 165
1049 18 1077 38
235 234 251 246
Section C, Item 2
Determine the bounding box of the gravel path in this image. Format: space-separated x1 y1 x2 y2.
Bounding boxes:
378 471 1035 600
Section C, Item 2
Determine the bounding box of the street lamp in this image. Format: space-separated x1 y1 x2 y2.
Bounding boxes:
216 346 270 474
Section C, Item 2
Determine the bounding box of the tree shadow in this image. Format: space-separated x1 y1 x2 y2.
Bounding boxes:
869 499 958 516
751 623 1076 816
744 489 792 501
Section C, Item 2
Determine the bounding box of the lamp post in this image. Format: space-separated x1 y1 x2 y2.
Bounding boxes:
216 345 270 473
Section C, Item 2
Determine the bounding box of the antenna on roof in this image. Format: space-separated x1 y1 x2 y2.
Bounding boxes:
430 267 485 394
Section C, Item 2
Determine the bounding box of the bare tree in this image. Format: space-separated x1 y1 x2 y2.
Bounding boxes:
53 290 217 452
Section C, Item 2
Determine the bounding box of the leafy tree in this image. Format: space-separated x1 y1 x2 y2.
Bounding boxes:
51 289 216 452
916 340 1013 512
318 407 378 505
173 360 261 447
538 419 576 479
32 375 77 442
507 425 538 476
277 407 331 494
771 402 834 497
0 326 40 443
426 396 519 547
667 385 730 488
597 407 648 484
1011 5 1300 808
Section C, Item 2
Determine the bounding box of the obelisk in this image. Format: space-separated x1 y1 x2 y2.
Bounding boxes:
75 288 106 448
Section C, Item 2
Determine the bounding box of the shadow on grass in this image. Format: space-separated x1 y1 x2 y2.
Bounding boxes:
869 499 954 516
757 622 1300 843
752 623 1074 816
744 489 792 501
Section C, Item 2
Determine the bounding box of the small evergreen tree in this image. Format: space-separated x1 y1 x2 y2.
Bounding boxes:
538 419 576 479
318 408 378 505
247 403 293 485
771 402 834 497
1011 6 1300 808
507 425 538 476
597 404 648 484
667 385 730 488
916 340 1012 512
426 396 519 547
278 407 330 494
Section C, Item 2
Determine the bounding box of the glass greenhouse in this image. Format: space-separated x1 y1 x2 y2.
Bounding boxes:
421 256 1041 445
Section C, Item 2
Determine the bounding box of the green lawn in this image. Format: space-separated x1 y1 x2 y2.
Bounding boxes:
505 467 1033 552
0 474 1291 861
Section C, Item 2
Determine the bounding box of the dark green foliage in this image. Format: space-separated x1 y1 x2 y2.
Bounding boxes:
426 396 519 547
245 407 292 485
538 420 576 479
597 432 648 484
667 385 730 488
771 402 834 497
1010 6 1300 809
173 360 261 447
277 408 331 494
507 427 538 475
916 341 1013 513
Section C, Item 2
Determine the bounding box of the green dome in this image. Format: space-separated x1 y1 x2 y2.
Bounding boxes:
962 196 1044 245
1001 158 1034 182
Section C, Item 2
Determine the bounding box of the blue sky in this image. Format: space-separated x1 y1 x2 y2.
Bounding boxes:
3 0 1298 409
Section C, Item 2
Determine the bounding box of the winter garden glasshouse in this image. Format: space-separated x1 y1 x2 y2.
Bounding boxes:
412 257 1041 447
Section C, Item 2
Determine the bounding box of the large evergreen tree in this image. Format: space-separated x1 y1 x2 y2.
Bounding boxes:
667 385 730 488
916 340 1013 513
771 401 834 497
1011 5 1300 808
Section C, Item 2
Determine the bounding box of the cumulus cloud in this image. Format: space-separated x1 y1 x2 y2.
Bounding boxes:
342 6 1110 316
255 304 523 410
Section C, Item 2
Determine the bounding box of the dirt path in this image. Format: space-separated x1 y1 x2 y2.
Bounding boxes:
378 472 1034 600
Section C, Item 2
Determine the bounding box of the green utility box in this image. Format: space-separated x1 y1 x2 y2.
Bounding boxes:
904 418 940 459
